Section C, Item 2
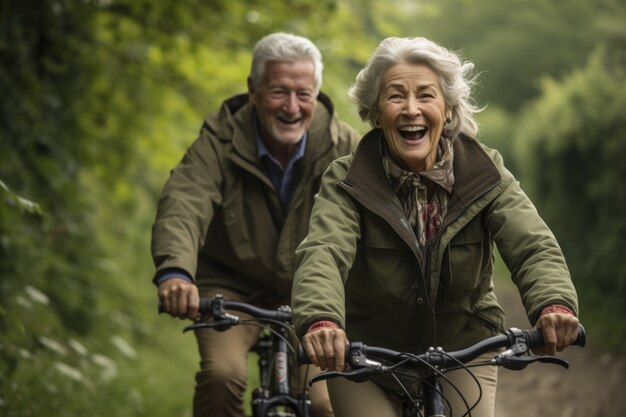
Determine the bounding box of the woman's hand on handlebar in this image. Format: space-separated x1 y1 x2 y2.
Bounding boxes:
535 312 580 356
302 326 348 372
158 278 200 320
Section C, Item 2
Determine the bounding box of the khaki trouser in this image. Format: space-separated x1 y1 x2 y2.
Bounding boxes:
327 350 499 417
193 288 333 417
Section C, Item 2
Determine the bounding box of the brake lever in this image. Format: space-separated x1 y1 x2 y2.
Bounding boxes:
309 366 384 386
535 355 570 368
494 355 570 371
183 317 239 333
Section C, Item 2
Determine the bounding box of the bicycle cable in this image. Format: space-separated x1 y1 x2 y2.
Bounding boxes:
239 319 298 357
435 349 482 417
388 349 480 417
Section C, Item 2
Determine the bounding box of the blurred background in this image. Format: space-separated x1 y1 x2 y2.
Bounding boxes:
1 0 625 415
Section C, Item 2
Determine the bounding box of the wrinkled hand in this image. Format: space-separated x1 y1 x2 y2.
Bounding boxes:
302 327 348 372
158 278 199 320
534 313 580 356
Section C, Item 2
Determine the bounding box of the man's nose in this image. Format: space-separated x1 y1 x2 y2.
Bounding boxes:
283 92 300 113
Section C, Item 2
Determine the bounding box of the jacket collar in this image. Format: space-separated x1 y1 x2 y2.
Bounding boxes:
202 91 340 191
342 129 502 253
210 92 338 160
342 129 421 258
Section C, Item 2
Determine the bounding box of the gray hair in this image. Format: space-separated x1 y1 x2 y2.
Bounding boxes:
249 32 323 94
348 37 482 139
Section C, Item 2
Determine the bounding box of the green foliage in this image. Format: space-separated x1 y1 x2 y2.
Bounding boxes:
475 106 518 173
351 0 624 112
514 49 626 350
2 0 626 414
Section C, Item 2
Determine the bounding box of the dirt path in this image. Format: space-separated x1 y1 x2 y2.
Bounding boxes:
493 282 626 417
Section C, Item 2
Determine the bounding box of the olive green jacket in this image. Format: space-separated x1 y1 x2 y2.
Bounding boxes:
151 93 360 304
292 129 578 353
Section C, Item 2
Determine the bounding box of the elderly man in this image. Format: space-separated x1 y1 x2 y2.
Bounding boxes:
152 32 360 417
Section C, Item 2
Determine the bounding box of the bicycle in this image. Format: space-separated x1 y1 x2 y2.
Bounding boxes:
298 325 586 417
160 294 311 417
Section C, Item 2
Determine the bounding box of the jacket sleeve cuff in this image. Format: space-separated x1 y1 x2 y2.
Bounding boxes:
298 317 343 339
306 320 340 333
540 304 575 317
153 268 193 286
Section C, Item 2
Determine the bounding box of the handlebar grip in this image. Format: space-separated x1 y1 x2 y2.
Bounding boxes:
157 298 214 315
199 297 213 314
525 324 586 349
297 345 313 365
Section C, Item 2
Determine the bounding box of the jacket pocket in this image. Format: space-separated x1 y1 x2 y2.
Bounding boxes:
467 312 500 334
359 212 415 302
442 217 487 303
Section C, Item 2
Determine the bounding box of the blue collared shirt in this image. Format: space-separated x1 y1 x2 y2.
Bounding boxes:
255 121 307 210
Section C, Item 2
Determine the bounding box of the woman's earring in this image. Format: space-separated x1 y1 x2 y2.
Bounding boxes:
445 116 452 125
374 119 382 128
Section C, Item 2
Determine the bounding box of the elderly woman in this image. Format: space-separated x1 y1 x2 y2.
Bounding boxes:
291 37 580 417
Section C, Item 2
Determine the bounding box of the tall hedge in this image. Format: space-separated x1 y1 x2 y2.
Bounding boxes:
514 50 626 348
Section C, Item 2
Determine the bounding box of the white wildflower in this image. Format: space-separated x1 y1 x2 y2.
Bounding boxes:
68 339 89 356
53 361 84 382
17 348 33 360
130 389 145 411
91 353 118 381
110 335 137 359
38 336 67 356
15 295 32 309
110 310 131 328
24 285 50 305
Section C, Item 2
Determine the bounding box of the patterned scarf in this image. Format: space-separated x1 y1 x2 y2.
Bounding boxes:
381 137 455 249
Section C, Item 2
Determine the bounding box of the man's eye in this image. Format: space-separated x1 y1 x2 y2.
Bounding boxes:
297 92 313 100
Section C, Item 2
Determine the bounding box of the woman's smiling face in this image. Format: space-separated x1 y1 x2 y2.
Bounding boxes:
378 63 448 172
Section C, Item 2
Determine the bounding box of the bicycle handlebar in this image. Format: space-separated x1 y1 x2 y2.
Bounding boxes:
158 295 293 323
298 324 586 370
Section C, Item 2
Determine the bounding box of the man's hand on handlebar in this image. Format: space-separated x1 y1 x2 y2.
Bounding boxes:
535 312 580 356
158 278 200 320
302 327 348 372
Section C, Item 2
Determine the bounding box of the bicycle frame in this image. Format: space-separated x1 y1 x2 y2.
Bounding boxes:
250 323 311 417
166 295 311 417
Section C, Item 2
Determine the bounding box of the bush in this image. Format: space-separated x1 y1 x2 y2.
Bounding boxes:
513 49 626 351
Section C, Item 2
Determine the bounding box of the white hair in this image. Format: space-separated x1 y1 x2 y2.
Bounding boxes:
249 32 323 94
349 37 482 139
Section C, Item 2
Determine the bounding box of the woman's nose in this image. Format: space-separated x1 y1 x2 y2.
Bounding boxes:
403 96 421 117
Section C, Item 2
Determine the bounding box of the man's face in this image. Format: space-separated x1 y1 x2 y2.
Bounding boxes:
249 59 318 150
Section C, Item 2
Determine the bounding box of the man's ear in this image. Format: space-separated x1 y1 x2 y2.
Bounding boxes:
247 77 256 105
